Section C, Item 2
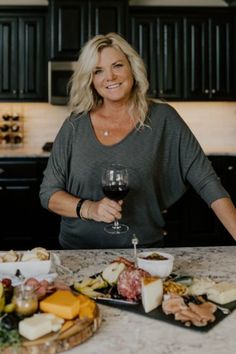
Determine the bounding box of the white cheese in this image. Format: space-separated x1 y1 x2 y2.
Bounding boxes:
141 276 163 313
18 313 64 340
207 282 236 305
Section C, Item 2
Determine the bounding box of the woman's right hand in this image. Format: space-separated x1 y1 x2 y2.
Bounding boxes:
82 198 123 223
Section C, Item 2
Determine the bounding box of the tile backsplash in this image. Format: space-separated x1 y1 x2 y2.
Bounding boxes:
0 101 236 153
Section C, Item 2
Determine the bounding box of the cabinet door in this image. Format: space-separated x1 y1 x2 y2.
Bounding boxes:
156 16 182 99
184 13 234 100
50 0 88 60
0 17 18 99
183 16 209 100
0 179 39 250
130 14 157 97
89 0 127 37
210 16 234 100
19 15 47 100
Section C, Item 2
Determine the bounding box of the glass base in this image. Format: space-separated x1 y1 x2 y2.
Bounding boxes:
104 223 129 234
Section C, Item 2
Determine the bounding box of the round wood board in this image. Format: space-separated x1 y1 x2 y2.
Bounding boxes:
3 305 102 354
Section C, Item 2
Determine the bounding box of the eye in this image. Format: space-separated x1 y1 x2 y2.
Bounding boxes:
114 63 123 69
94 68 103 75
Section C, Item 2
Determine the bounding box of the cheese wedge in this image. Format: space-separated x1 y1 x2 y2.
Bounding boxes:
141 276 163 313
207 282 236 305
40 290 80 319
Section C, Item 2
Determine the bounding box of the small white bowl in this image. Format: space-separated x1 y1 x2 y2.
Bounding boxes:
137 251 174 278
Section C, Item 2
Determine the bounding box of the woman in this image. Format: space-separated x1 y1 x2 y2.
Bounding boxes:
40 32 236 249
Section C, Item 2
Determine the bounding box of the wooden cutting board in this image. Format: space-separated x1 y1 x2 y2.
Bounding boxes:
3 305 102 354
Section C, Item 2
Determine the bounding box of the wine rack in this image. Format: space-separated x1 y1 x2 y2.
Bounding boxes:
0 113 24 147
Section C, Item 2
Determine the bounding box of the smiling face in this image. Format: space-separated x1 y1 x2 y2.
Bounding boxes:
92 46 134 105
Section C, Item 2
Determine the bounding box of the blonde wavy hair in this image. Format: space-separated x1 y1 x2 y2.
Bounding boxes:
68 32 150 126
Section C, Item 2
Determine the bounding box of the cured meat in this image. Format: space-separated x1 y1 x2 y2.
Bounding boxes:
162 294 217 327
112 256 135 268
117 267 150 301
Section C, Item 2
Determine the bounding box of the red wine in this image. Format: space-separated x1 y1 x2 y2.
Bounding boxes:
103 185 129 200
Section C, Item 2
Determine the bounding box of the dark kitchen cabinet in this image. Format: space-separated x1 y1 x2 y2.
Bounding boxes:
130 11 182 99
163 156 236 247
129 7 236 101
49 0 128 60
0 8 47 101
49 0 88 60
89 0 128 38
0 158 60 251
183 14 234 100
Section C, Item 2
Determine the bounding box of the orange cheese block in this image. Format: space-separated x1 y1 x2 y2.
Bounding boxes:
77 294 96 319
39 290 80 320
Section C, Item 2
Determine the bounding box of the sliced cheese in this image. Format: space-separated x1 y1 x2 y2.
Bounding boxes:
19 313 64 340
207 282 236 305
39 290 80 319
141 276 163 313
78 294 96 319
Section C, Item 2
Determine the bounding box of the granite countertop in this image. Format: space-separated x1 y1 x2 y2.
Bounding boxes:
52 246 236 354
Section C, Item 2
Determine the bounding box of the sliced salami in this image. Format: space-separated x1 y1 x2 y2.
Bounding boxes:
117 267 150 301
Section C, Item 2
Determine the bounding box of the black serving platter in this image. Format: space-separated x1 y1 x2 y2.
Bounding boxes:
72 272 236 332
96 296 236 332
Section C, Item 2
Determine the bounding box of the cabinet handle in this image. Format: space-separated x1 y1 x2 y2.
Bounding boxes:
205 89 209 94
0 186 3 190
159 89 163 94
162 209 168 214
6 186 31 190
227 166 234 171
12 90 17 94
212 89 216 94
20 89 24 94
163 230 168 236
0 168 5 174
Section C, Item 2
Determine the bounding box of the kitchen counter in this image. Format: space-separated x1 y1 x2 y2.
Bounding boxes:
0 145 50 158
52 246 236 354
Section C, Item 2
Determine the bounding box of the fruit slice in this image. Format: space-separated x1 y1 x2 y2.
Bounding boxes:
102 262 126 285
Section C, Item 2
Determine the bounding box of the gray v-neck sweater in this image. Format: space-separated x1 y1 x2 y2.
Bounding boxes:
40 103 228 249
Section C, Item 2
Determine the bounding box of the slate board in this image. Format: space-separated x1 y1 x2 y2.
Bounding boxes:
96 297 236 332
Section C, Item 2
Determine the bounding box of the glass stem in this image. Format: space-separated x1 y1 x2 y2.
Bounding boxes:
113 218 120 230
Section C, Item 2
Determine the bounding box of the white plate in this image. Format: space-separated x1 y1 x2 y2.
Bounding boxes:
0 252 51 277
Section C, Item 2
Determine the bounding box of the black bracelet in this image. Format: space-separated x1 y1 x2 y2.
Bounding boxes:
76 198 86 218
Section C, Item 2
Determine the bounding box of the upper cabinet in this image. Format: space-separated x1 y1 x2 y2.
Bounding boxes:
130 7 236 101
183 13 235 100
130 12 182 98
49 0 128 60
0 8 47 101
49 0 89 60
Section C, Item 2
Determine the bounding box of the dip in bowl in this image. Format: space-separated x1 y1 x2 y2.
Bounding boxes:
137 251 174 278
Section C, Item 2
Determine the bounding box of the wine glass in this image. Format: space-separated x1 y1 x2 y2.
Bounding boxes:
102 164 129 234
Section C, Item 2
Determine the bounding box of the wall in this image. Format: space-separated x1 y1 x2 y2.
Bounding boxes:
0 102 236 154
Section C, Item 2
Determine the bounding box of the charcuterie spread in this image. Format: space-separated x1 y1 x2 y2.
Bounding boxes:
72 254 236 331
1 248 236 353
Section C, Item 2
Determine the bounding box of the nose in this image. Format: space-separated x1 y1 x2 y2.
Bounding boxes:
105 68 116 81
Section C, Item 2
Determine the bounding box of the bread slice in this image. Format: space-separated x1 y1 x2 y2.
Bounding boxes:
141 276 163 313
207 282 236 304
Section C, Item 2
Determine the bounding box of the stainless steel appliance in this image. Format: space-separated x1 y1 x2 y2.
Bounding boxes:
48 61 77 105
